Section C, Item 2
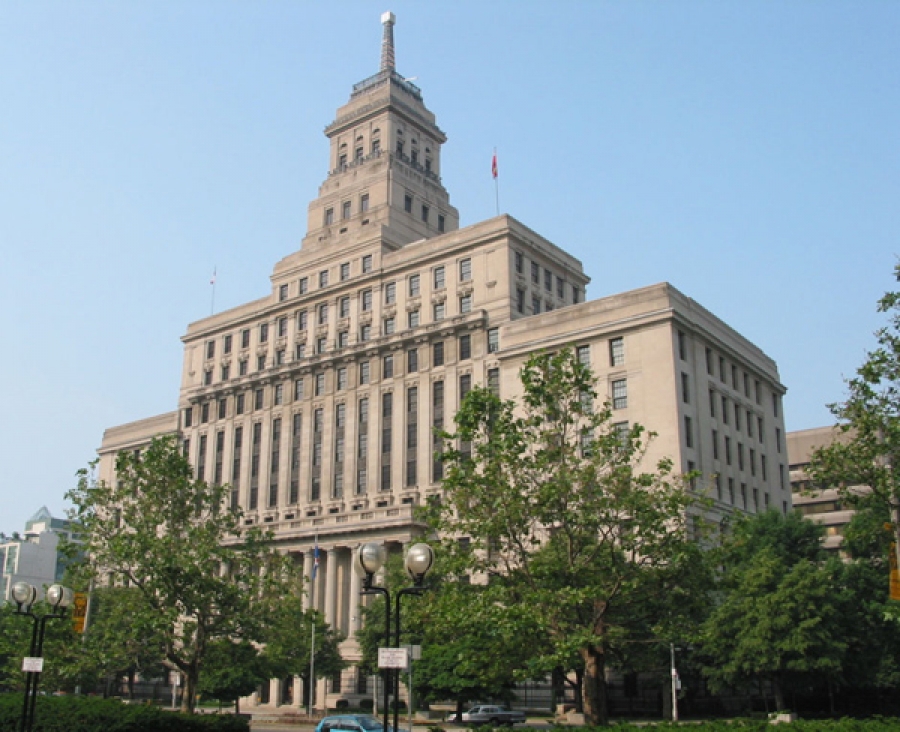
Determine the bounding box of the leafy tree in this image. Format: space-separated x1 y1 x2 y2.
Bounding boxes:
67 435 291 712
698 511 846 711
198 639 270 713
808 263 900 582
260 594 346 707
427 348 710 725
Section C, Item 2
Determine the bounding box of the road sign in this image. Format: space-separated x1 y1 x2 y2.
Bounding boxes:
378 647 408 669
72 592 88 633
22 657 44 673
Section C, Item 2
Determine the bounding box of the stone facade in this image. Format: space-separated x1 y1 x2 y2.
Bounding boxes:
97 13 789 711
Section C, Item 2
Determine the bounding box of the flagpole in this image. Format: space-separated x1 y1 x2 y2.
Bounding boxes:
492 148 499 216
210 267 217 316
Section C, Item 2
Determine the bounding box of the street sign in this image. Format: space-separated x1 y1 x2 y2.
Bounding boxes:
378 647 408 669
22 657 44 673
72 592 88 633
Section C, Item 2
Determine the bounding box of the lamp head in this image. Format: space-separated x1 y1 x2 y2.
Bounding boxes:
405 543 435 585
46 584 74 611
356 542 387 577
11 581 37 611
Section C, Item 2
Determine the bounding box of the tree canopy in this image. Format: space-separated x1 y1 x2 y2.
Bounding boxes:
67 435 291 712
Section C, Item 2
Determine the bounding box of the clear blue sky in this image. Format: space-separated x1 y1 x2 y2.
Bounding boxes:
2 1 898 533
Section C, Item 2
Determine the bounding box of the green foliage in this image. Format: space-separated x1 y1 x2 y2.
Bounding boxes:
197 639 269 706
698 511 846 710
427 348 711 725
66 435 293 712
0 694 249 732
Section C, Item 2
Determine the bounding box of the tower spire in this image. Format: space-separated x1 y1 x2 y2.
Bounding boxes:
380 11 396 72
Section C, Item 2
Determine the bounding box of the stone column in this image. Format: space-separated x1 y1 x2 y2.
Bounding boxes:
270 678 281 708
291 675 304 709
324 546 338 626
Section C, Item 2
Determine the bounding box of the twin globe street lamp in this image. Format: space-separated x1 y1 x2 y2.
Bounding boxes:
356 542 434 732
11 581 75 732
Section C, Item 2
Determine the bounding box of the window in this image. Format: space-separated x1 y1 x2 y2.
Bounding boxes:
383 354 394 378
433 341 444 367
544 269 552 291
421 204 429 223
556 276 564 298
732 364 739 389
459 334 471 360
297 310 308 331
384 317 395 335
324 208 334 226
295 343 306 360
722 396 729 424
705 348 714 375
532 296 541 314
260 322 269 343
274 383 284 406
681 373 690 403
355 146 363 162
295 378 304 400
434 266 445 289
315 373 325 396
184 407 193 427
255 388 264 410
362 254 373 273
319 270 328 288
514 251 523 274
339 296 350 318
573 286 581 303
459 258 472 282
337 331 349 349
678 330 687 361
438 214 445 232
360 361 370 385
236 393 245 414
342 201 351 220
360 194 369 213
337 367 348 391
725 436 732 465
204 369 213 386
609 337 624 366
577 345 591 366
408 309 420 329
734 404 742 431
257 355 266 371
459 373 472 401
712 429 719 459
404 194 413 212
372 138 380 154
318 303 328 325
360 323 371 342
531 261 539 284
407 348 418 372
488 368 500 396
299 277 309 294
276 349 285 365
279 284 288 301
223 334 233 354
747 410 754 438
206 340 216 359
684 416 693 448
240 329 250 350
316 336 327 354
239 359 248 376
409 274 420 296
719 356 726 382
776 427 782 453
340 263 350 281
709 390 716 418
487 328 499 354
773 394 780 418
459 294 472 314
361 289 373 312
612 379 627 409
433 301 445 321
385 281 396 304
516 288 525 314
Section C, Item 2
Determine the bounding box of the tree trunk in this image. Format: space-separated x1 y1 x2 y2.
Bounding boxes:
236 696 241 715
772 676 786 712
181 667 198 714
580 645 609 726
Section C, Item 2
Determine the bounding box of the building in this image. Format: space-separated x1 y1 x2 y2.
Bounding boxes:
788 425 861 553
0 507 79 603
97 13 789 710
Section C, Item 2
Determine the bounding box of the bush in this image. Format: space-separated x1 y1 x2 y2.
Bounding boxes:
359 698 374 712
0 694 250 732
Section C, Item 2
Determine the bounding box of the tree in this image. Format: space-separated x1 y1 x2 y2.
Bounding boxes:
198 639 270 713
427 348 710 725
261 594 346 707
67 435 290 712
808 263 900 584
698 510 846 712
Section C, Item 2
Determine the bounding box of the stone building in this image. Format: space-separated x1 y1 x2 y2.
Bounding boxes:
97 12 789 710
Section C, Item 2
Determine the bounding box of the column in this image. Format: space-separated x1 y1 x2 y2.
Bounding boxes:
349 544 363 635
270 678 281 708
324 546 338 626
291 676 304 709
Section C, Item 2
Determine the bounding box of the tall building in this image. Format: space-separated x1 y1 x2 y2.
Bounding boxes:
97 13 789 710
0 507 79 603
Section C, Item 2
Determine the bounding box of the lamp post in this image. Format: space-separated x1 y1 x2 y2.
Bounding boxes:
356 542 434 732
11 581 74 732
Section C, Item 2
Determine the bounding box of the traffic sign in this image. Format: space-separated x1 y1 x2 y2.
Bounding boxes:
378 647 408 669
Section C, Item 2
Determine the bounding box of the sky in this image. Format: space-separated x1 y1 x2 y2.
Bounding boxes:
1 1 898 533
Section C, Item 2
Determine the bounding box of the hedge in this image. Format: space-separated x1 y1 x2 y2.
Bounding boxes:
0 694 249 732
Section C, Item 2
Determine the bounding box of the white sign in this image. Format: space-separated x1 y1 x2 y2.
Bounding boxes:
22 657 44 673
378 647 408 669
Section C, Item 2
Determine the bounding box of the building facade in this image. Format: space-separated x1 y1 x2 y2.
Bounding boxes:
97 13 789 710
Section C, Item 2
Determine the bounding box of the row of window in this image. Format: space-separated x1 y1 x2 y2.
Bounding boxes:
713 474 786 514
402 192 446 231
513 250 582 305
323 194 370 227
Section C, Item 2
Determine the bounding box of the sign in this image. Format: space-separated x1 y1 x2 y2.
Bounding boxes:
378 647 408 669
72 592 88 633
22 657 44 673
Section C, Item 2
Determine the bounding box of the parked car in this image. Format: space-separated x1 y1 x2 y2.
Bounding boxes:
458 705 527 726
315 714 391 732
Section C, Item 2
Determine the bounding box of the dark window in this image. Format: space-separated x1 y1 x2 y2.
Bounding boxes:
459 334 471 360
433 341 444 367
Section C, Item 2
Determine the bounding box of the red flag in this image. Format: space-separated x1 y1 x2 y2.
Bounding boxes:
491 151 498 179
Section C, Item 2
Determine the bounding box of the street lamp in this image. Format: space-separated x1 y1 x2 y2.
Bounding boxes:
357 542 435 732
11 581 74 732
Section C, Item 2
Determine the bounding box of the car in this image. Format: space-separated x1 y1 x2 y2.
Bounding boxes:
459 705 527 726
315 714 392 732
